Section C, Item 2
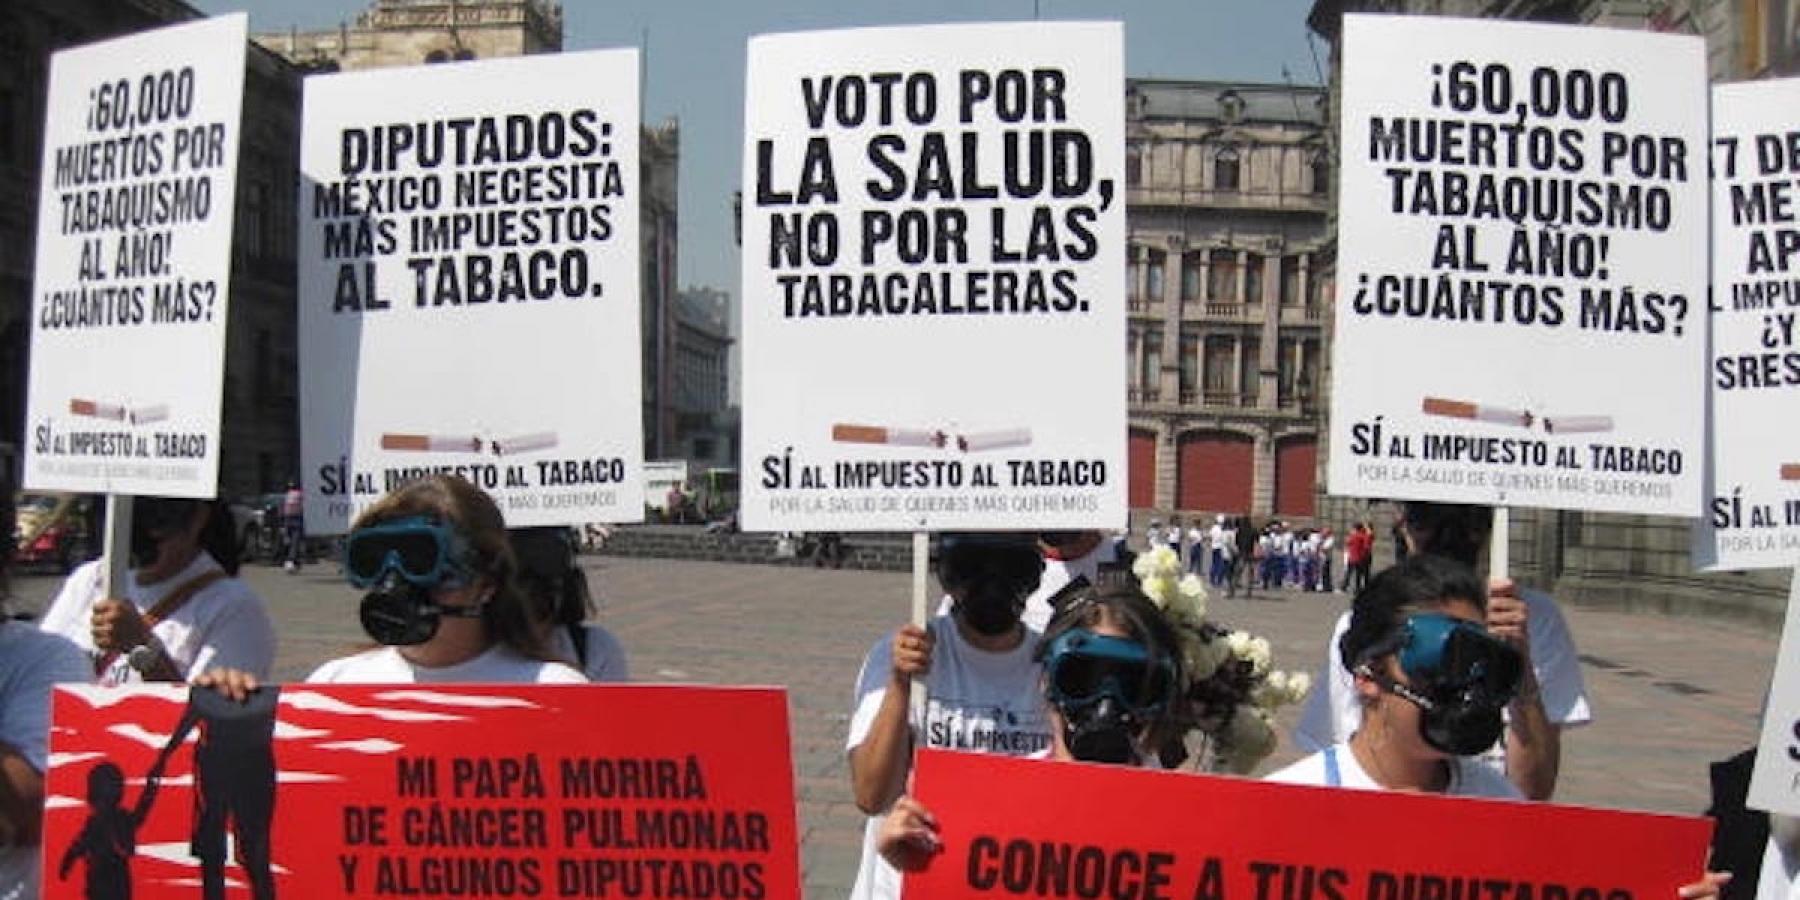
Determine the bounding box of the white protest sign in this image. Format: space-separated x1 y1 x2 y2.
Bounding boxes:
1749 570 1800 815
740 22 1125 532
1693 79 1800 570
24 14 247 498
1328 16 1707 515
298 50 643 533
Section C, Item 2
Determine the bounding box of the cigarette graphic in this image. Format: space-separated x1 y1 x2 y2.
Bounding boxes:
1781 464 1800 481
380 433 483 453
831 424 948 448
1421 397 1533 428
1542 415 1614 435
958 428 1033 453
491 432 558 456
129 405 168 425
69 399 126 421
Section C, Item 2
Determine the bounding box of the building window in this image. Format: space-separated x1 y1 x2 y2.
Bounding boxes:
1310 150 1330 196
1142 330 1162 399
1208 250 1237 303
1180 252 1203 303
1126 329 1138 386
1203 336 1233 400
1145 249 1165 303
1239 339 1260 399
1245 253 1265 305
1126 245 1142 308
1178 332 1199 401
1214 147 1240 191
1280 256 1301 306
1126 145 1143 186
1307 252 1326 309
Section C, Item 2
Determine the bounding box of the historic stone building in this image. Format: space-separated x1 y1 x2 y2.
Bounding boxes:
1307 0 1791 623
1125 79 1331 522
253 0 562 70
1 0 302 499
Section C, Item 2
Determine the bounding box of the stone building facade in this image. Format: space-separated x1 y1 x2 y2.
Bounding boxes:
253 0 561 71
1307 0 1791 623
1125 79 1331 523
1 0 302 499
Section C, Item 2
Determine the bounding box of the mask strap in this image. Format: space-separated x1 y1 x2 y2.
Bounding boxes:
1355 663 1439 712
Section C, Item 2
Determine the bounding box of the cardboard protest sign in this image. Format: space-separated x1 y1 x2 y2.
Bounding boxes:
42 684 799 899
1327 15 1707 515
740 22 1126 532
1749 572 1800 814
298 50 643 534
24 14 247 498
1693 78 1800 569
907 749 1711 898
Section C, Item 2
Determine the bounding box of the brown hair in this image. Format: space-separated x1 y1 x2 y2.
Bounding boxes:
352 474 549 660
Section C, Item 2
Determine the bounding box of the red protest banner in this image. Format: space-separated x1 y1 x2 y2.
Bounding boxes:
41 684 798 899
906 748 1712 900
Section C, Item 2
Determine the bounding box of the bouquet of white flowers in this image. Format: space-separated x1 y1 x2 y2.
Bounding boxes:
1131 546 1311 774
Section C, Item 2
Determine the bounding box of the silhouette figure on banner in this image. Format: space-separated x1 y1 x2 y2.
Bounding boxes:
157 684 282 900
58 759 167 900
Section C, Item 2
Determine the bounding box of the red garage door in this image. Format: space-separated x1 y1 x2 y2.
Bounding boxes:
1128 428 1157 509
1176 432 1253 514
1274 435 1317 517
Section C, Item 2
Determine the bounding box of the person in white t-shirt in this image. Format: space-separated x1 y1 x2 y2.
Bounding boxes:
207 475 585 691
1291 502 1588 800
874 580 1187 872
846 533 1050 900
510 527 628 682
1267 557 1728 900
39 497 275 686
1266 556 1524 799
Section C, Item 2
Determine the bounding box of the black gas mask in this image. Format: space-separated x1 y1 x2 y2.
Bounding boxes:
938 534 1043 638
129 499 201 568
1357 612 1522 756
343 516 483 646
1044 629 1175 765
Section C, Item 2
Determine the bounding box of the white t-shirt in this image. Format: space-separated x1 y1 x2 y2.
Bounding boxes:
1265 742 1522 799
845 614 1051 900
38 553 276 685
547 623 630 683
1758 835 1800 900
0 623 94 900
305 645 588 683
1291 587 1592 774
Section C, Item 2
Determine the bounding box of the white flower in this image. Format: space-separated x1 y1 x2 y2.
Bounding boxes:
1218 706 1278 774
1174 574 1209 621
1134 546 1181 581
1141 575 1173 606
1224 631 1253 658
1283 670 1313 704
1183 633 1230 681
1246 636 1273 677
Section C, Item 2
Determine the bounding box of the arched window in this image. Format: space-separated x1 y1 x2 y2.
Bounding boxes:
1214 146 1240 191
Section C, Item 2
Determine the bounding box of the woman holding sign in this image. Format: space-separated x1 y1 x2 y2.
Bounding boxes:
875 579 1187 869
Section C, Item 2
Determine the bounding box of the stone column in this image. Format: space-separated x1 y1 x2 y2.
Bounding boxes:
1258 253 1280 408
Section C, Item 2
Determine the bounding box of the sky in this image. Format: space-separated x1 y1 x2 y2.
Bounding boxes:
191 0 1324 307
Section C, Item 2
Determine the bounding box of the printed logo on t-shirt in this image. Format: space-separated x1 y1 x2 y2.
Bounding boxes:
923 696 1050 755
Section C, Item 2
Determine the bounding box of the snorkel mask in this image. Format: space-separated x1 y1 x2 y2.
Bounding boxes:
1043 629 1175 764
343 516 481 645
1357 612 1523 756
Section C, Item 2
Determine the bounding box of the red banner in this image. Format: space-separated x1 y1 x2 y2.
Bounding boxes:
41 684 798 899
906 748 1712 899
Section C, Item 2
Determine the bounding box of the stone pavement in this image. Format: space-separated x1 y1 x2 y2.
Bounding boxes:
10 558 1783 898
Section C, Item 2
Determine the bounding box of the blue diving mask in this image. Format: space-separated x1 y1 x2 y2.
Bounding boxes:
1043 629 1175 715
343 515 472 590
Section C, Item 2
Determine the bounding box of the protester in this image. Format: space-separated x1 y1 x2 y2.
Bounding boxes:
1269 556 1726 898
1316 527 1336 592
846 533 1050 900
511 527 628 682
874 579 1186 872
38 497 275 686
1185 519 1207 576
1231 516 1257 598
1342 522 1373 595
280 481 304 573
1292 501 1588 800
300 475 586 684
2 490 93 900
